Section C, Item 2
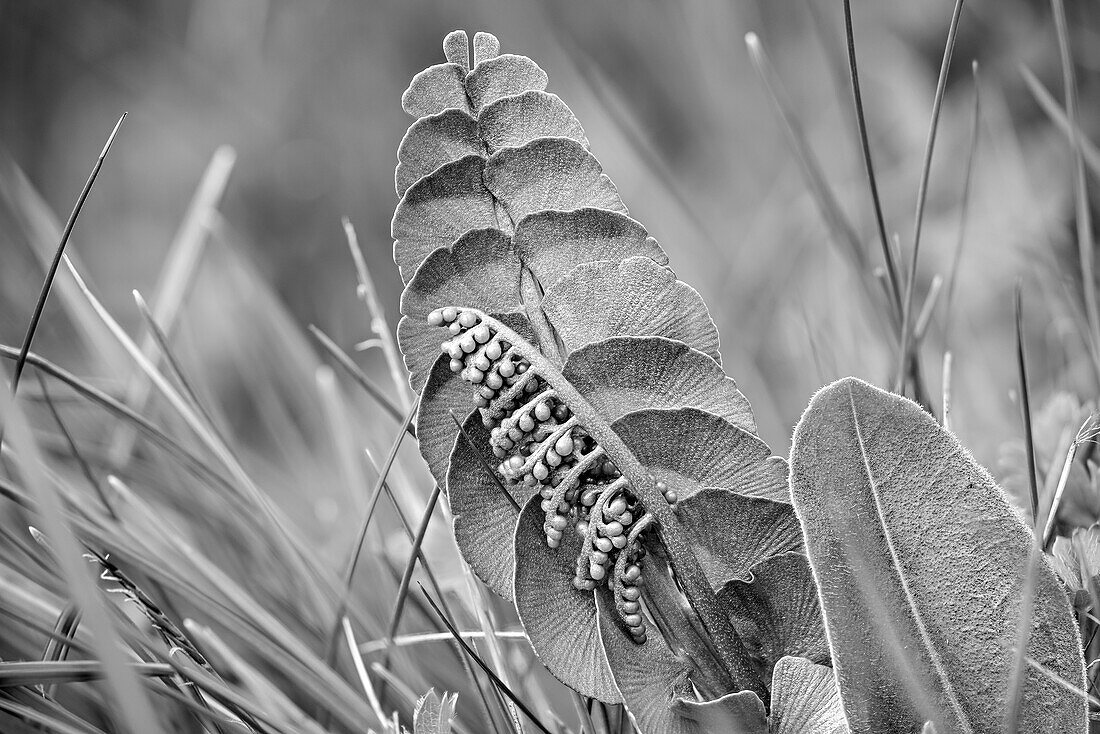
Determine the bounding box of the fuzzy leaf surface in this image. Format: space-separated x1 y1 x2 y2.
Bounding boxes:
676 491 803 589
563 336 754 432
611 408 786 502
769 657 848 734
542 257 721 362
718 553 828 682
513 494 621 702
396 111 483 196
447 412 525 599
789 377 1086 733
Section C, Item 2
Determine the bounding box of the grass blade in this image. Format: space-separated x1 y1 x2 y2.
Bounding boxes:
1015 284 1041 522
943 62 982 345
109 145 236 465
842 0 902 316
1049 0 1100 388
309 324 410 431
6 113 125 407
419 585 554 734
0 366 166 734
343 217 412 413
895 0 965 393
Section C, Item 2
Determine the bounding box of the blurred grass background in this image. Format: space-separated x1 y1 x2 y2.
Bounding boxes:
0 0 1098 730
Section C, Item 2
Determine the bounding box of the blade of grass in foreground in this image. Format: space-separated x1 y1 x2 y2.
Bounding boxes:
420 585 554 734
942 62 981 347
344 217 412 413
109 145 236 465
0 367 165 734
7 113 125 406
842 0 902 317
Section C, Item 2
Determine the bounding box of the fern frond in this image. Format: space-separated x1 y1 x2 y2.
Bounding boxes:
391 30 817 731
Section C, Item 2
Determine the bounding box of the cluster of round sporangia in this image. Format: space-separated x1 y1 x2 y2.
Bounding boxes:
428 305 654 643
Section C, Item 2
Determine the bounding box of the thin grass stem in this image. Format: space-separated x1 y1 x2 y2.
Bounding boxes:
1050 0 1100 388
842 0 903 317
1015 284 1041 522
309 324 410 431
943 62 982 346
343 217 412 413
109 146 235 465
6 113 125 412
419 584 555 734
895 0 965 393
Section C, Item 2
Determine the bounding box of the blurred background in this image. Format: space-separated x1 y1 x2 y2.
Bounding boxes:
0 0 1099 726
3 0 1099 461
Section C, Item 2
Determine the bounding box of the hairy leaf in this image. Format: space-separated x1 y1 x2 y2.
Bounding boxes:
769 657 848 734
396 111 482 197
399 229 521 392
392 155 498 282
542 257 721 362
483 138 625 224
670 691 768 733
512 208 666 293
563 336 754 432
718 553 829 681
611 408 786 502
677 491 803 589
448 412 526 598
789 377 1086 733
479 91 589 152
514 494 621 702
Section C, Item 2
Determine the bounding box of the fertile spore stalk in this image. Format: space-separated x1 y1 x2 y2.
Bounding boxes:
426 304 761 696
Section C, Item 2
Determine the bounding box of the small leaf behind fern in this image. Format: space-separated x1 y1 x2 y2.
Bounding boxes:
789 377 1086 733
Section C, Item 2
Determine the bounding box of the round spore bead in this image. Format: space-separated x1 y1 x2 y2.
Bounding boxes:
427 309 445 326
485 341 502 360
498 361 515 378
518 414 535 432
441 307 458 322
623 564 641 583
554 432 574 457
448 322 462 335
589 563 606 581
534 402 552 421
472 324 491 343
449 359 464 373
603 521 624 537
458 311 478 328
594 537 613 553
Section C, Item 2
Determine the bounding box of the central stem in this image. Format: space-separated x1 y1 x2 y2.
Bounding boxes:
482 313 766 699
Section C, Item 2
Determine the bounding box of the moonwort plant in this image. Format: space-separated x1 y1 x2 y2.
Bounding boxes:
391 31 1087 733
